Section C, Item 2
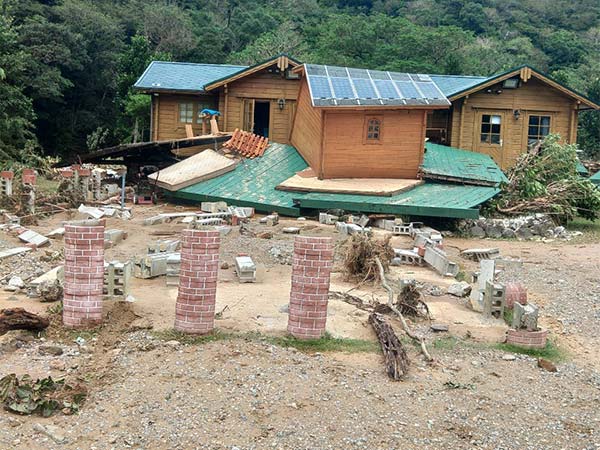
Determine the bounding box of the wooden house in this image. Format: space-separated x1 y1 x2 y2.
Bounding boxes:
134 54 301 144
290 64 450 179
428 66 600 169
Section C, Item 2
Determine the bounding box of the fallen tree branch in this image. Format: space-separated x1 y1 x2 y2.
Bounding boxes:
368 313 409 380
374 257 433 362
0 308 50 336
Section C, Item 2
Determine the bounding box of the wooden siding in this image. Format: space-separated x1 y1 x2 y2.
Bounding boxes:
220 69 299 143
155 94 219 141
290 79 323 173
448 78 577 169
322 109 427 179
152 68 299 143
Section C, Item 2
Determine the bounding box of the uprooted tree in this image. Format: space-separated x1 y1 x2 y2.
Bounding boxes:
495 134 600 223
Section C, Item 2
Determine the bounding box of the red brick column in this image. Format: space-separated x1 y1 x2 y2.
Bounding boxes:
288 236 334 339
63 221 105 328
506 329 548 349
175 229 220 334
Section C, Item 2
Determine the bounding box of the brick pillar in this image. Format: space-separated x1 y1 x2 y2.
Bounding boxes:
505 282 528 309
175 229 220 334
63 221 105 328
288 236 334 339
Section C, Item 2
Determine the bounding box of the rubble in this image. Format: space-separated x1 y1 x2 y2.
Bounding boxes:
447 281 471 297
459 214 583 240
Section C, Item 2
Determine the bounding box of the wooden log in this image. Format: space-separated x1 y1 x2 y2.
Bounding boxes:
368 312 409 380
0 308 50 336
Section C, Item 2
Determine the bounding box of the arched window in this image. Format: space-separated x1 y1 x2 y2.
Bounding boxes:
365 116 382 143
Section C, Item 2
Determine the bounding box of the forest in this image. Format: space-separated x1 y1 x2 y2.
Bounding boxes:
0 0 599 164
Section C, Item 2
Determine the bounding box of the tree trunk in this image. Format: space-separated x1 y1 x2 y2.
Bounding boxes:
369 312 410 380
0 308 50 335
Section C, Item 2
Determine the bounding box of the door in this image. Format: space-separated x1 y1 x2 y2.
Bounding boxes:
474 110 505 167
252 101 270 137
242 99 255 133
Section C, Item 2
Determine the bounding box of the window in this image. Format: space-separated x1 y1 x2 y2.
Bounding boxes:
480 114 501 144
365 116 382 143
179 103 194 123
528 115 551 145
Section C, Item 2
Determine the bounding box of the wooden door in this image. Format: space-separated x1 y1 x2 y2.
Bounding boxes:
242 99 255 132
474 110 506 167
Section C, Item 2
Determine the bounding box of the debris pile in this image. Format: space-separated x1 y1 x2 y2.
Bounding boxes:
459 214 582 240
342 233 394 282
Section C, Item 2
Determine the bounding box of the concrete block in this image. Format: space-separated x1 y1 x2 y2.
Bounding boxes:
201 201 228 213
18 229 49 247
483 281 505 319
235 256 256 283
424 246 459 277
143 215 165 226
512 302 539 331
148 239 180 254
134 252 179 278
460 248 500 261
391 249 423 266
282 227 301 234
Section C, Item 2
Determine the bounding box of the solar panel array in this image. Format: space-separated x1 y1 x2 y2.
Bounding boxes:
305 64 450 107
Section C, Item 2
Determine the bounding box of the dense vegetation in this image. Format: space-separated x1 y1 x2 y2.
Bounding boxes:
0 0 599 163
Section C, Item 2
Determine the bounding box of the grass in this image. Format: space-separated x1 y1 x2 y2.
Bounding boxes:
432 335 567 363
36 177 60 195
493 340 567 362
503 308 513 326
566 216 600 242
152 329 380 354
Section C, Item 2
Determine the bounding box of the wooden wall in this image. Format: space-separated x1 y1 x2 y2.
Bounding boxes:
322 109 427 179
449 77 578 169
153 93 219 141
219 69 300 143
151 67 300 143
290 80 323 173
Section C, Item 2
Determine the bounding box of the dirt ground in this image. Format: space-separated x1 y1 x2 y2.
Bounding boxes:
1 204 599 449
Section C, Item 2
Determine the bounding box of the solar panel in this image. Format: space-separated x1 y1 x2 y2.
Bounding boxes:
331 77 355 99
304 64 450 107
395 81 420 99
416 82 443 99
389 72 412 82
374 80 399 99
309 76 332 98
327 66 349 77
347 68 369 79
352 78 377 99
305 64 327 76
369 70 391 80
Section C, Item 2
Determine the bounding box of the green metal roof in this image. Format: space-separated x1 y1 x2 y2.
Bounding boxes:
133 61 247 93
172 143 502 219
422 142 508 186
428 75 488 97
576 159 589 176
591 170 600 186
173 143 308 216
294 184 499 219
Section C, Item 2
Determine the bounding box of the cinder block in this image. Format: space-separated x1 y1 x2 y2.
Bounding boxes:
424 246 459 277
235 256 256 283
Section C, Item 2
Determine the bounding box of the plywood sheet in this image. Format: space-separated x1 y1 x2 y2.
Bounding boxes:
148 150 238 192
276 173 422 196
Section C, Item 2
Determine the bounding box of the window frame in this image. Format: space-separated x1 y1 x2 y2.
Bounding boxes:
178 102 194 124
479 113 502 145
527 114 552 146
364 115 383 145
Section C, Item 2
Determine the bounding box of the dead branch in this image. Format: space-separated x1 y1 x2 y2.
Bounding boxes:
374 256 433 362
368 313 409 380
0 308 50 336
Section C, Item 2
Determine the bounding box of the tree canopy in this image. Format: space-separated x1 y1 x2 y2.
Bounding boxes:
0 0 599 161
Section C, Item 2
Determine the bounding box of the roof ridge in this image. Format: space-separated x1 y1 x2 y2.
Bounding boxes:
150 60 248 68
